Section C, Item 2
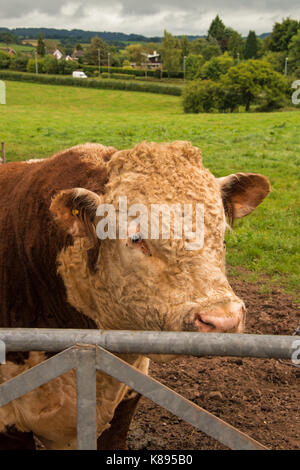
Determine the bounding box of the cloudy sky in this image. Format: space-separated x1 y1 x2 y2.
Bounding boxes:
1 1 300 36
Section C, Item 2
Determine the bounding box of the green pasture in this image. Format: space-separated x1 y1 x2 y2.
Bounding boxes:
0 81 299 298
0 42 34 53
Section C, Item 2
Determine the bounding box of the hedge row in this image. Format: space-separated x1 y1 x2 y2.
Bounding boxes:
101 72 136 80
82 64 184 79
0 70 182 96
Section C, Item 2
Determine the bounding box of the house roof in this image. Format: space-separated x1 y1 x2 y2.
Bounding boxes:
0 48 17 55
72 49 84 58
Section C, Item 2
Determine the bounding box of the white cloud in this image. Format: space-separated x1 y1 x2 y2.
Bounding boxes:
1 1 300 36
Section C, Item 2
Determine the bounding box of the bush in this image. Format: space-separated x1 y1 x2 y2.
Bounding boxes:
27 58 45 74
43 55 59 75
9 55 28 72
262 51 286 73
185 54 204 80
122 61 133 69
101 72 135 81
215 79 242 112
57 59 78 75
182 61 289 114
0 51 10 69
183 80 219 113
201 54 235 80
111 73 135 80
0 70 182 96
82 64 183 79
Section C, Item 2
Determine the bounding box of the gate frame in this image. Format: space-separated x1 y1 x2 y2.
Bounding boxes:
0 329 297 450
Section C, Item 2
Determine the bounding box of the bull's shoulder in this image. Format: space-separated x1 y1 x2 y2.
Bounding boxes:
0 143 117 330
57 143 116 164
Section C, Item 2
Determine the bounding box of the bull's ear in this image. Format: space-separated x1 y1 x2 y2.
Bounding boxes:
218 173 271 220
50 188 101 241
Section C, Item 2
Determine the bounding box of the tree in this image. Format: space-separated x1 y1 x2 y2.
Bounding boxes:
190 38 207 55
0 51 10 69
85 36 108 65
0 32 19 45
269 18 300 52
208 15 231 51
208 15 226 42
244 31 258 59
64 43 74 56
185 54 204 80
216 78 242 112
142 42 158 54
201 54 234 81
190 38 222 61
9 54 28 72
262 51 287 73
227 31 244 59
125 44 144 65
27 57 45 73
223 60 288 111
180 35 190 60
256 38 265 58
43 55 59 74
161 30 181 76
37 32 46 56
288 30 300 74
57 59 78 75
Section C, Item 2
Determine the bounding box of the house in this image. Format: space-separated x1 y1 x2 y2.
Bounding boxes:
141 51 161 69
72 49 84 60
53 49 64 60
65 55 74 61
0 48 17 56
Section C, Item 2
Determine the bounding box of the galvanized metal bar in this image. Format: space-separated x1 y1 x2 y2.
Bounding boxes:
0 328 296 359
0 347 77 408
96 346 268 450
76 345 97 450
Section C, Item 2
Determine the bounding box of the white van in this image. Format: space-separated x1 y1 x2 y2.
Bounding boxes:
72 71 88 79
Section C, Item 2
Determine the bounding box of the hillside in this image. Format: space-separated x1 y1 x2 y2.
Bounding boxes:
0 27 270 45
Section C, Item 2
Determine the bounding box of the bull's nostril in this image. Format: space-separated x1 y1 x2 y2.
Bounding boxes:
194 309 243 333
194 314 216 331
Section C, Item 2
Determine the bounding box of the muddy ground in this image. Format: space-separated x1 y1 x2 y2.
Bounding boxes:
128 279 300 450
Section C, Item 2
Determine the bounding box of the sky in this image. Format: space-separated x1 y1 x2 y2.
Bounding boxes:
0 1 300 37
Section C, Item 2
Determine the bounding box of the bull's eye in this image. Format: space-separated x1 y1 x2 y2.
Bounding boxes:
130 233 143 244
128 233 151 256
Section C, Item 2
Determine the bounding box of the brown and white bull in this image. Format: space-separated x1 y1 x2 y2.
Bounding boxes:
0 141 270 449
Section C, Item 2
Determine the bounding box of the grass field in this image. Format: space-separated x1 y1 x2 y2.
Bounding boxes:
0 42 34 53
0 80 299 298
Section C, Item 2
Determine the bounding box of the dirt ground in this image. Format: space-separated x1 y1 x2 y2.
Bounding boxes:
127 279 300 450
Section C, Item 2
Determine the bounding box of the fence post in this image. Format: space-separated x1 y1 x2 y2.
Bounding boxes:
76 345 97 450
1 142 5 164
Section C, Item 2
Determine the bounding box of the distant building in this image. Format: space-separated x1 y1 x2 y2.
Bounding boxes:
0 48 17 56
52 49 64 60
141 51 161 69
65 55 74 61
72 49 84 60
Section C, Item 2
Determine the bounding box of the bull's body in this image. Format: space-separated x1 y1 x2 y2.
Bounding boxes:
0 145 148 449
0 142 270 449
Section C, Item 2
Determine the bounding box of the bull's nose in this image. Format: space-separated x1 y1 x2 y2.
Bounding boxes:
194 302 245 333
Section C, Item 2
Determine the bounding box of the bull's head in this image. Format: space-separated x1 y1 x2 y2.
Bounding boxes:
50 142 270 335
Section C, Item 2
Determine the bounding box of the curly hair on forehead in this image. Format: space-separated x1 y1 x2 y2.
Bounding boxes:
107 141 203 177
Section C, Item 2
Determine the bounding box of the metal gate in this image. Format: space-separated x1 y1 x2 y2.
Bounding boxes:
0 329 297 450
